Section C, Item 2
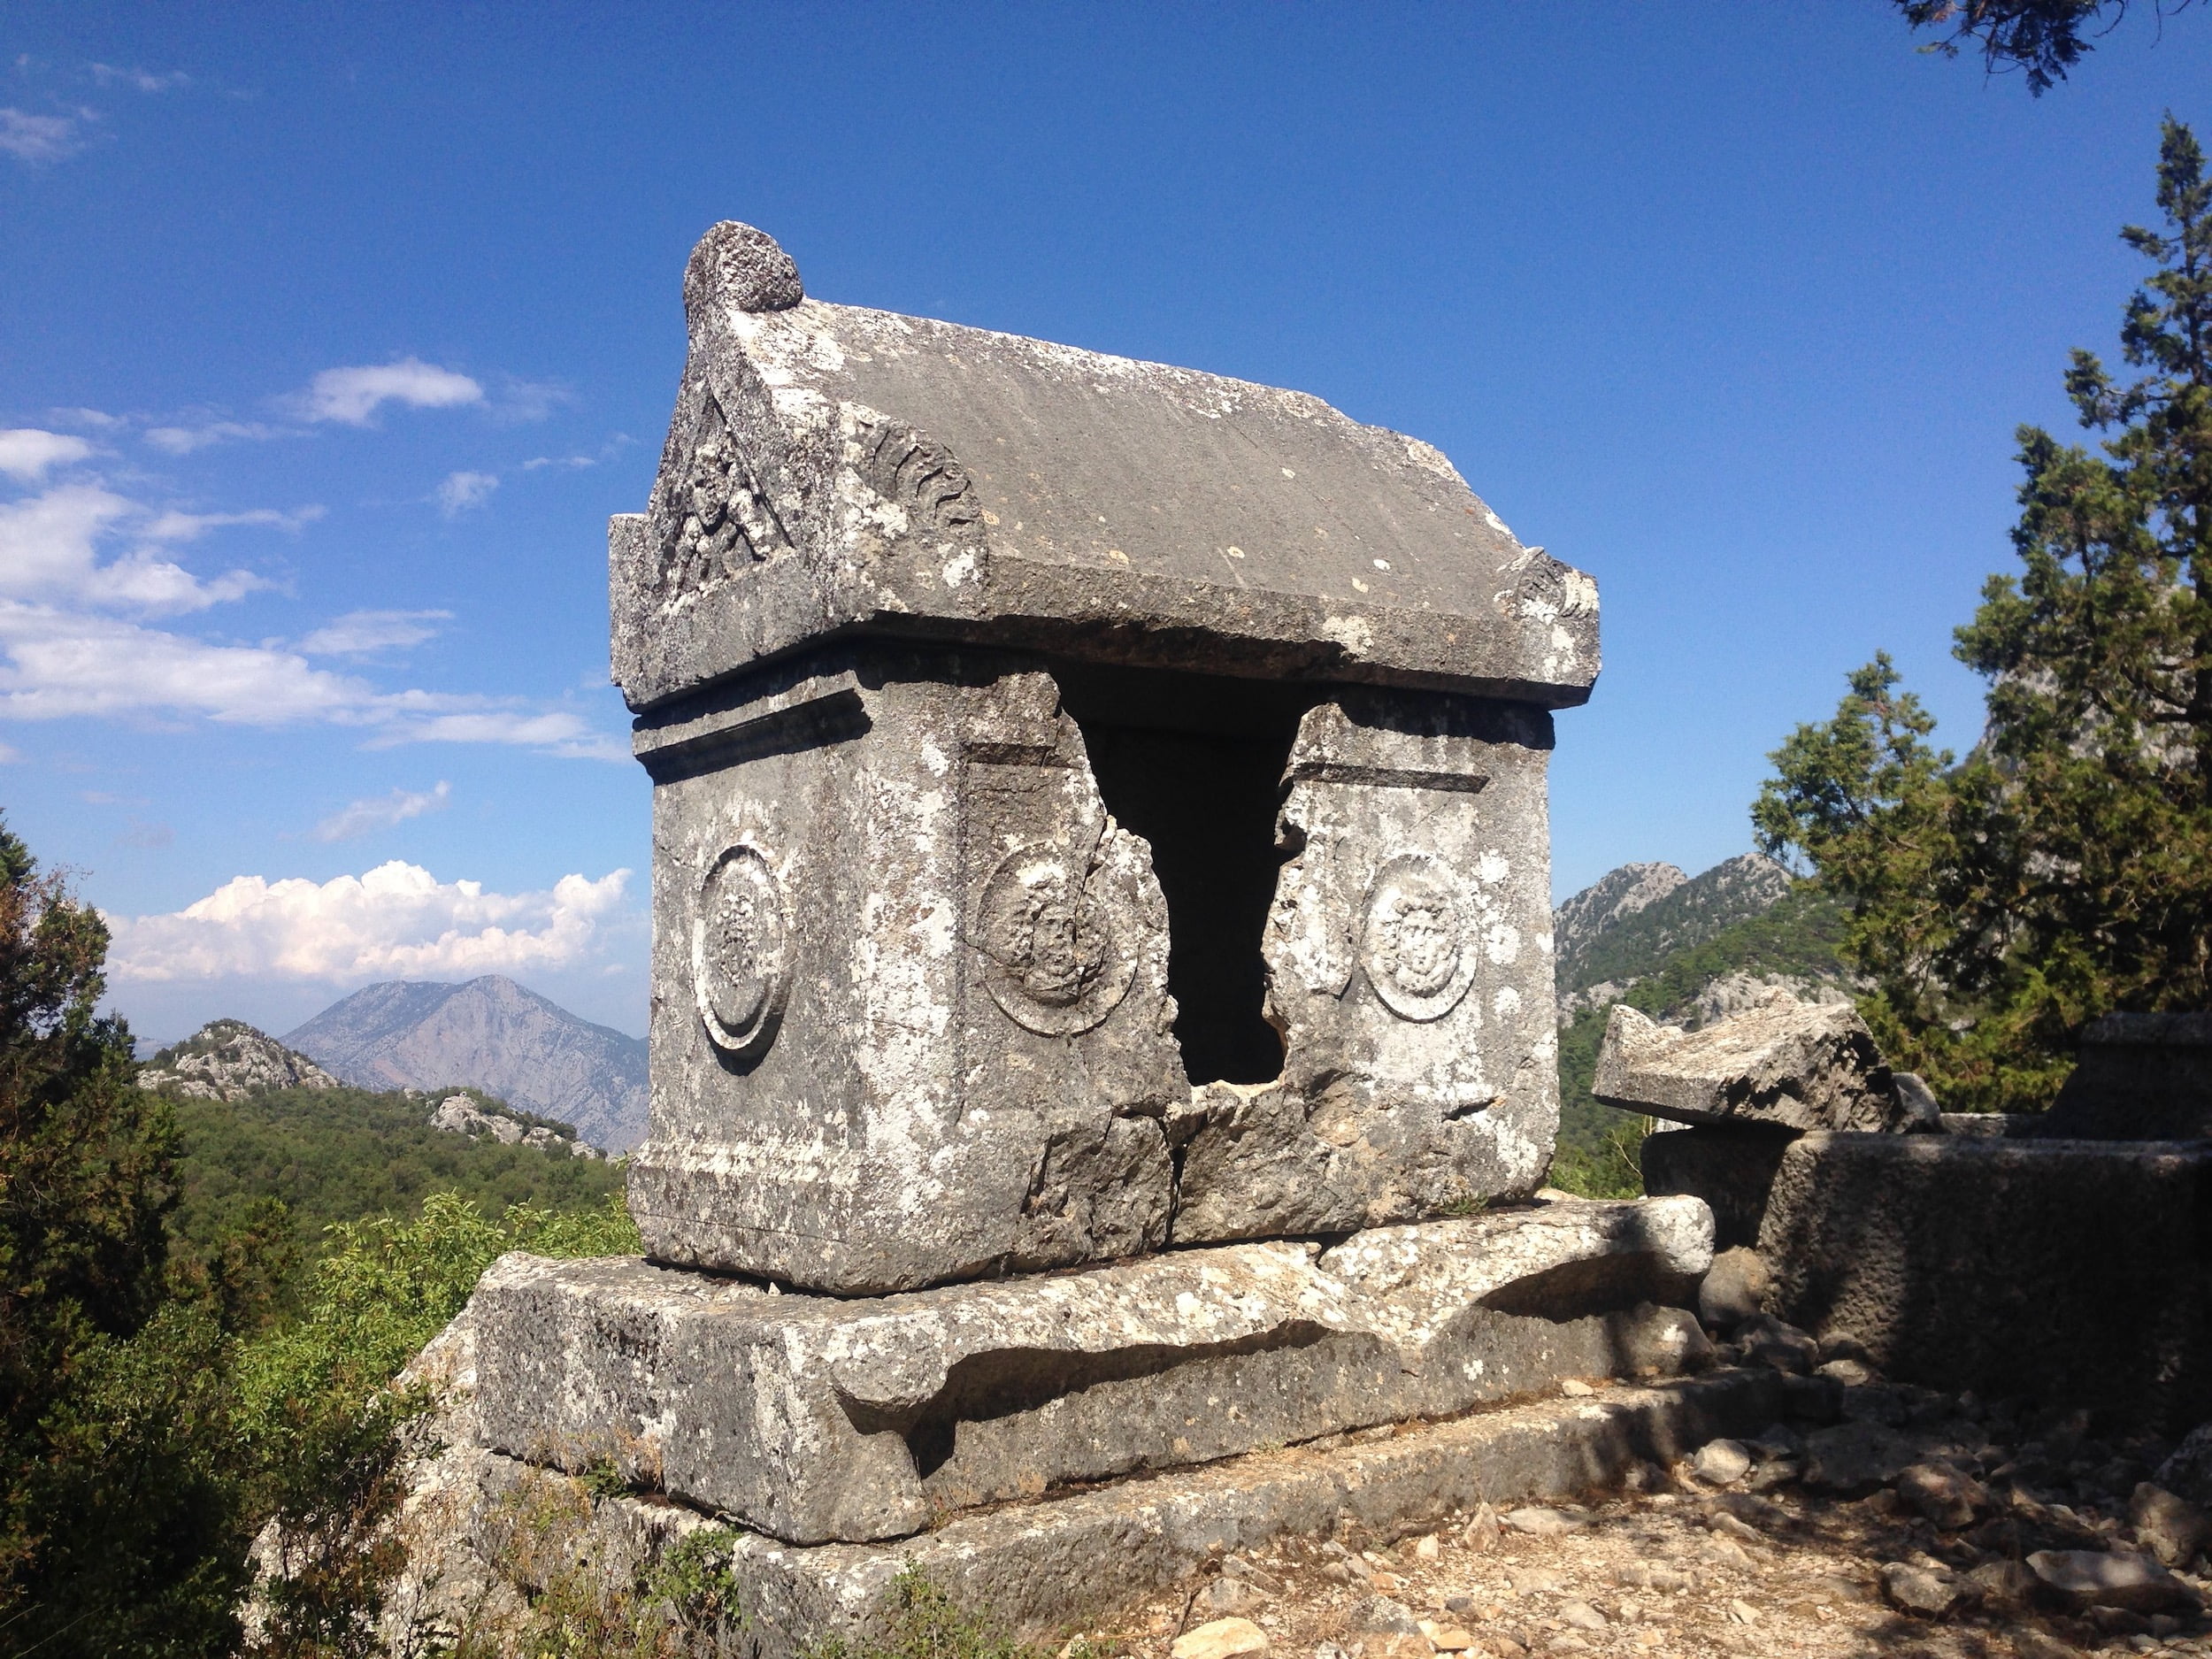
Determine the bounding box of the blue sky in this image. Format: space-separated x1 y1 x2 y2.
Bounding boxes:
4 4 2208 1044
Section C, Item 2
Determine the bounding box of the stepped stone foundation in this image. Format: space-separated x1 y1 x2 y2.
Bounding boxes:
393 222 1652 1648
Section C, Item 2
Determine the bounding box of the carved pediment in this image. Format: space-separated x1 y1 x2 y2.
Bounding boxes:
657 390 794 599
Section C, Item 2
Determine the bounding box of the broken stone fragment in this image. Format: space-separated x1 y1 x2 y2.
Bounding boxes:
1696 1245 1770 1329
2130 1481 2212 1567
1171 1618 1269 1659
1594 991 1909 1133
1801 1421 1920 1494
1898 1462 1988 1530
1878 1561 1959 1617
1692 1439 1752 1486
2026 1548 2199 1614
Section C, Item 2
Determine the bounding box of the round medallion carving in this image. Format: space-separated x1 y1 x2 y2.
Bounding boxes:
695 843 790 1056
1360 853 1476 1022
973 841 1134 1036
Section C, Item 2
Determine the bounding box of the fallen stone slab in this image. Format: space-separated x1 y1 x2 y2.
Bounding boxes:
1759 1133 2212 1428
469 1197 1715 1544
401 1370 1788 1659
2027 1548 2199 1614
1594 992 1912 1133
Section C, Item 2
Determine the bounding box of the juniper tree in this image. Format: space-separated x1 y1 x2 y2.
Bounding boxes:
1755 118 2212 1110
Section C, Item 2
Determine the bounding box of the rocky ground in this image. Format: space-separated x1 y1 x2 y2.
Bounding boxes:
1087 1341 2212 1659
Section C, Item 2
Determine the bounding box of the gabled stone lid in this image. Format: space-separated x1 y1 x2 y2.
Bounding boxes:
611 222 1600 712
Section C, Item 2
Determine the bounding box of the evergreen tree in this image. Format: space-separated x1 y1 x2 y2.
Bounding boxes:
1756 118 2212 1111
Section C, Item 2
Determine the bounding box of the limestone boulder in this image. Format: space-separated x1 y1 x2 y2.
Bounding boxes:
1594 991 1910 1133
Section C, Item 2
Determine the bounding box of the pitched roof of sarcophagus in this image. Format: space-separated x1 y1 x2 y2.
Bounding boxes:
611 222 1600 713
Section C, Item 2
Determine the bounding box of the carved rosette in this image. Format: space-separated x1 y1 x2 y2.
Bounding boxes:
1359 853 1477 1022
695 843 791 1056
972 841 1134 1036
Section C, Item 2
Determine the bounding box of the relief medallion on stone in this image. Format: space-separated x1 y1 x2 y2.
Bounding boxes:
694 842 791 1056
972 841 1136 1037
1359 852 1477 1022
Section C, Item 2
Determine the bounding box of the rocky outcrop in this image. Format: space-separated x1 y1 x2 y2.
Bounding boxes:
136 1019 339 1101
1553 862 1686 988
285 976 647 1151
426 1093 603 1160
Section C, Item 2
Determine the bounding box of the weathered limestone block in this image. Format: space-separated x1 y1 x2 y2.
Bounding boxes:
466 1198 1712 1545
624 650 1184 1294
1593 990 1910 1133
392 1371 1786 1659
1759 1133 2212 1427
611 223 1598 718
1173 693 1560 1240
2036 1011 2212 1141
1640 1123 1798 1250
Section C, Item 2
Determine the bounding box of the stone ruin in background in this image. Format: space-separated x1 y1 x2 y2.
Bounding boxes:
389 225 1805 1655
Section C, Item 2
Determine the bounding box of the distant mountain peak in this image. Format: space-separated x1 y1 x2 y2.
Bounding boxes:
284 976 647 1151
1553 852 1801 1009
138 1019 340 1102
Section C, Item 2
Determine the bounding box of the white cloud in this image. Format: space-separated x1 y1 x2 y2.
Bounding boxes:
0 471 619 757
435 470 498 517
144 419 284 454
105 861 632 982
88 64 189 92
143 504 323 542
0 428 94 482
0 108 83 164
299 609 450 656
0 742 19 764
0 482 278 616
49 408 126 432
294 358 484 426
490 379 570 424
311 780 450 842
521 454 596 472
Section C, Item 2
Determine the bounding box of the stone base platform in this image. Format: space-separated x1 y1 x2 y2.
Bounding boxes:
393 1370 1786 1659
464 1198 1715 1545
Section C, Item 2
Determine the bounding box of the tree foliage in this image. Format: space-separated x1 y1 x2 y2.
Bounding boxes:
1755 119 2212 1110
1896 0 2196 93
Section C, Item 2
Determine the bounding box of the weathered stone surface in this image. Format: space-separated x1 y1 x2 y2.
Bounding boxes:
2159 1423 2212 1506
1697 1244 1771 1327
1758 1133 2212 1427
2036 1011 2212 1141
1641 1124 1797 1251
1693 1439 1751 1485
2130 1482 2212 1567
2027 1548 2199 1614
398 1370 1785 1659
1801 1420 1919 1494
1173 1618 1268 1659
626 652 1184 1291
468 1198 1714 1544
626 648 1564 1288
611 224 1598 718
1899 1462 1987 1530
1171 693 1561 1243
1594 991 1909 1133
1878 1561 1958 1617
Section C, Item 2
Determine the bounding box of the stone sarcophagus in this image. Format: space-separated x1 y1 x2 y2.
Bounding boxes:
616 223 1600 1295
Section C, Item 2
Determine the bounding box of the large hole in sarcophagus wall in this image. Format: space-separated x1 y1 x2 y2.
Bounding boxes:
1054 664 1305 1087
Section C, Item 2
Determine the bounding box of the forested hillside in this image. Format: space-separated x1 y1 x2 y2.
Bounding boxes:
167 1083 626 1303
1549 868 1847 1194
